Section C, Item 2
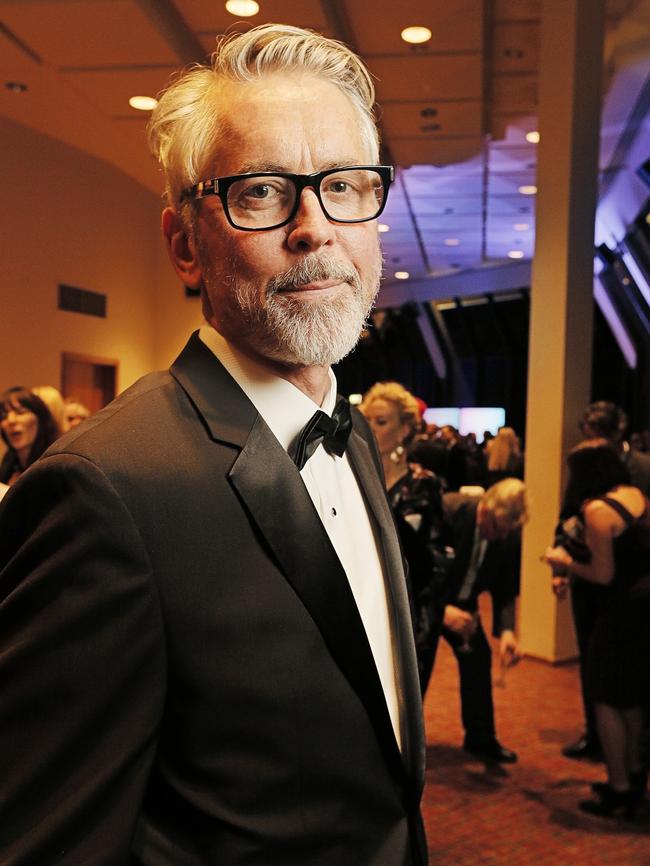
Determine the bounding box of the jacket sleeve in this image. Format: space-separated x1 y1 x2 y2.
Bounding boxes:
0 453 166 866
487 535 521 636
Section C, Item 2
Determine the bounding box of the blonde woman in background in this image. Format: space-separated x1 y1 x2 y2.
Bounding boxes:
361 381 449 694
64 397 91 429
485 426 523 487
33 385 68 437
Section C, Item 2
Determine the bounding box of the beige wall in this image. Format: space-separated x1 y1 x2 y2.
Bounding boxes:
0 116 202 397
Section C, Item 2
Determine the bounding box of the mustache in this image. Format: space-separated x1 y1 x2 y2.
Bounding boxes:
266 255 361 294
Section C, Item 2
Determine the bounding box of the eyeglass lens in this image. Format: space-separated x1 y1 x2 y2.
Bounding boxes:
226 168 385 229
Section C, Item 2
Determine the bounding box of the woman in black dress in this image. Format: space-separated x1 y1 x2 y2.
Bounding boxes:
544 439 650 818
361 382 450 695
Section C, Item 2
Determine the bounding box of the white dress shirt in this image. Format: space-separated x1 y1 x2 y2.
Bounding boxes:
199 325 402 749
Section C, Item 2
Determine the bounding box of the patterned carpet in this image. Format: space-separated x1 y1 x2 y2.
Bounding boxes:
421 618 650 865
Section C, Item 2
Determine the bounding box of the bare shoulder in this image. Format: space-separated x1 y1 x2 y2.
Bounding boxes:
607 485 647 519
583 499 621 533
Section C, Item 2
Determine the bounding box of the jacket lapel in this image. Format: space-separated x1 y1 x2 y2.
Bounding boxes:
347 429 426 796
170 333 409 786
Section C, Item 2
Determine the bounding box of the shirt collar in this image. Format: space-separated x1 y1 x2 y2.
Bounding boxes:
198 324 337 453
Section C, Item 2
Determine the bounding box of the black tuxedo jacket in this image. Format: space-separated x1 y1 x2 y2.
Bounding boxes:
0 333 427 866
442 493 520 636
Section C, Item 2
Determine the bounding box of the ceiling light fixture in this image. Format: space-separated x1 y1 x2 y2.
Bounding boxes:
525 130 540 144
401 26 432 45
513 223 530 231
518 185 537 195
444 238 460 246
225 0 259 16
508 250 525 259
378 223 390 233
129 95 158 111
394 271 410 280
5 81 28 93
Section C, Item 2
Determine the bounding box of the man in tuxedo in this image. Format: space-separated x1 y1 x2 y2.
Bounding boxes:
441 479 529 763
0 25 426 866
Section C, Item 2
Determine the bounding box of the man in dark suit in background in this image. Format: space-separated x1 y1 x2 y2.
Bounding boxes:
441 479 529 763
0 25 426 866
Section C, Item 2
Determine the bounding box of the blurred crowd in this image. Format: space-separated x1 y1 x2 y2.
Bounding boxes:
1 379 648 820
0 386 90 494
360 384 650 819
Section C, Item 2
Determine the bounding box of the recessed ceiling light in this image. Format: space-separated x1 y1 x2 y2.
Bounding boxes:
444 238 460 246
518 185 537 195
508 250 525 259
5 81 28 93
129 95 158 111
401 26 432 44
378 223 390 233
394 271 410 280
526 130 540 144
225 0 259 16
513 222 530 231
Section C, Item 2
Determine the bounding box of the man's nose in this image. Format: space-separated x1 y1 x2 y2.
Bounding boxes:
286 188 336 252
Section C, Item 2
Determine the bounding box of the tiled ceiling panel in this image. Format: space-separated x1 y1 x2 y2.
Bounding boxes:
372 54 482 101
403 171 483 197
492 20 540 73
491 74 538 116
349 0 483 54
380 101 482 140
183 0 329 35
494 0 542 19
62 67 176 118
389 138 484 170
1 1 177 67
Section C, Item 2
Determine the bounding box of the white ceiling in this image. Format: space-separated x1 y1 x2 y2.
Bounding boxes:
0 0 647 295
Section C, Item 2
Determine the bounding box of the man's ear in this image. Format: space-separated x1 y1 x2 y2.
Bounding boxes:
162 207 203 289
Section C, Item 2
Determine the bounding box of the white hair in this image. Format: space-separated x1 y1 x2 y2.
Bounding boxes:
482 478 529 529
148 24 380 212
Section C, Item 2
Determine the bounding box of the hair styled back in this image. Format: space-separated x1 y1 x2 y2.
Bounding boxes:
481 478 529 530
360 381 421 439
564 438 630 508
148 23 380 213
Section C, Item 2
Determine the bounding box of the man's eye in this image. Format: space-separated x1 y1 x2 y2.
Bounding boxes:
244 184 273 199
328 180 350 194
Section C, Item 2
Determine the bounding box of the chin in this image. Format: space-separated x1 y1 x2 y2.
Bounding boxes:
262 289 373 367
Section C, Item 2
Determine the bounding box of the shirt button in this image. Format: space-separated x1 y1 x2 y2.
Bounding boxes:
331 507 337 517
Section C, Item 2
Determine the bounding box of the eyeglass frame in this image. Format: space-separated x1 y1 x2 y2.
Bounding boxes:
178 165 395 232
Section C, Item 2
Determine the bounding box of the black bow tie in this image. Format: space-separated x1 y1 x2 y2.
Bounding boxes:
292 397 353 471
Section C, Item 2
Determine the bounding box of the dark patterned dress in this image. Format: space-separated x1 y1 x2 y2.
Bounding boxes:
388 468 452 695
585 495 650 707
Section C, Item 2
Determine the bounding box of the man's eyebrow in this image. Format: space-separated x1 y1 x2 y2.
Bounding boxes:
231 159 371 175
235 162 286 175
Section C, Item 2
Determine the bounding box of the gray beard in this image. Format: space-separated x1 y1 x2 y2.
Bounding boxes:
218 253 380 367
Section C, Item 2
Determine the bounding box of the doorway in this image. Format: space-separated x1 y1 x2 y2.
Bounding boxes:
61 352 118 413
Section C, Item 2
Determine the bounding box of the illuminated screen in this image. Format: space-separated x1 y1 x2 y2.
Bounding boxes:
422 407 460 429
422 407 506 443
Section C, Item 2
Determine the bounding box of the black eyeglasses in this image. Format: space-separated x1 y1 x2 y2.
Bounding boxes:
179 165 394 231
